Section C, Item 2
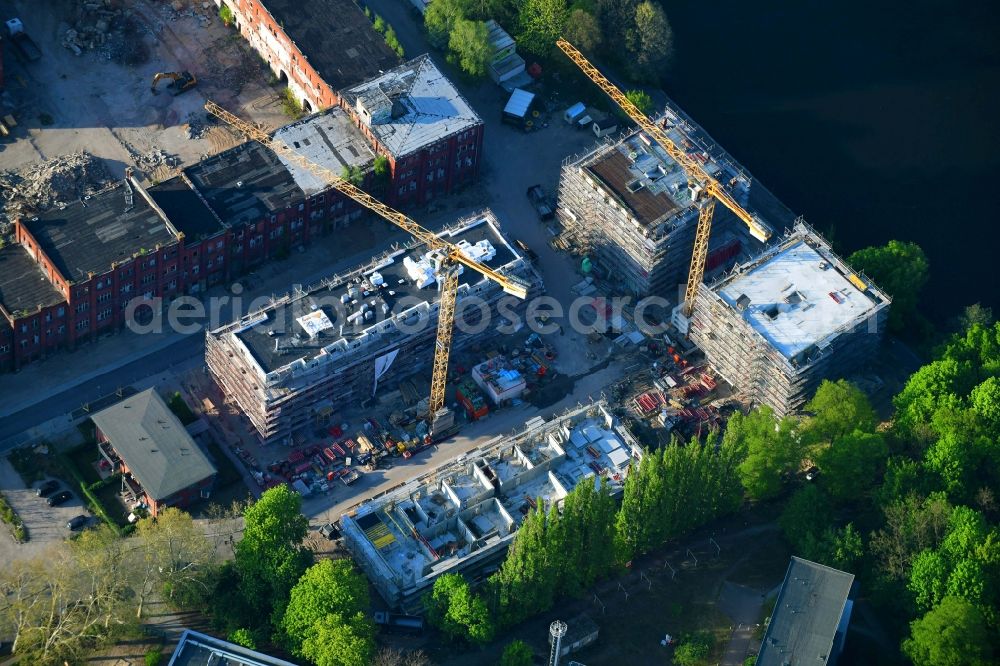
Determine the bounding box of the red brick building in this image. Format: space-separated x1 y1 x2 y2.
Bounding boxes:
0 109 378 373
3 174 185 371
340 55 485 206
215 0 399 113
92 388 217 516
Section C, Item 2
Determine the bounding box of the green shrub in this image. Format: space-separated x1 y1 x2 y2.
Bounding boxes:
228 628 257 650
373 15 387 33
219 4 234 26
7 446 44 484
167 391 198 425
280 88 304 119
500 639 532 666
145 649 163 666
673 631 713 666
385 27 403 57
0 492 28 542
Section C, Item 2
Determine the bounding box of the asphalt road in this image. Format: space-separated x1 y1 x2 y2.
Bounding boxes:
0 335 201 451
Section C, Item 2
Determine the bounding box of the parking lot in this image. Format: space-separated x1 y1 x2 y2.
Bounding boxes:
0 456 90 562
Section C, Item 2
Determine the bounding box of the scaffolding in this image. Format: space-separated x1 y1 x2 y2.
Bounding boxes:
689 222 890 415
206 211 542 444
555 121 758 296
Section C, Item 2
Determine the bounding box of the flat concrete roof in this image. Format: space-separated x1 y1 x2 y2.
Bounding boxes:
0 244 65 315
343 55 482 159
148 176 225 241
757 557 855 665
261 0 399 92
273 108 376 196
717 234 885 360
184 142 302 229
25 183 176 283
234 216 516 373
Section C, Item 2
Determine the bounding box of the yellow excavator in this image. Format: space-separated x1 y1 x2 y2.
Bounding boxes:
151 71 197 95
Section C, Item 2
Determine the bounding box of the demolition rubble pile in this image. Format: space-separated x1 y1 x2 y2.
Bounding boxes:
0 152 113 220
62 0 149 64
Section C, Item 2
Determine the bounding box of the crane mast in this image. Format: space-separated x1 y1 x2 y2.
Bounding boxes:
204 101 528 424
555 39 771 317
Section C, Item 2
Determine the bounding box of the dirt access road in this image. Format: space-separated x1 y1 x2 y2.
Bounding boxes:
0 0 287 182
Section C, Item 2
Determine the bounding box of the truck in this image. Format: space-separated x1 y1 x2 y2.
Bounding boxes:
6 19 42 62
373 612 424 634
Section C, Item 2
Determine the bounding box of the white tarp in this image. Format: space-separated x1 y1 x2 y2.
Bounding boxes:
403 256 436 288
297 309 334 338
372 348 400 395
456 239 496 263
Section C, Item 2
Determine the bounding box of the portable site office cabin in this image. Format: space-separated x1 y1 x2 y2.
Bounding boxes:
503 88 537 129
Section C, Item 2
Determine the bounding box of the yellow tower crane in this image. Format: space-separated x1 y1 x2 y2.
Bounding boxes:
204 101 529 427
555 39 771 319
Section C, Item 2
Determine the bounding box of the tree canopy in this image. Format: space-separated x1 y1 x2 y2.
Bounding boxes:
902 596 994 666
426 574 494 644
282 559 370 650
300 612 376 666
563 9 602 52
448 19 492 77
624 89 653 115
727 407 803 501
626 2 674 81
234 485 313 628
516 0 568 57
499 640 533 666
848 240 929 335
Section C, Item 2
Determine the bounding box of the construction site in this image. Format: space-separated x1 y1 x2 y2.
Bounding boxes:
554 100 764 297
688 222 890 415
205 210 542 445
0 5 903 660
340 401 641 609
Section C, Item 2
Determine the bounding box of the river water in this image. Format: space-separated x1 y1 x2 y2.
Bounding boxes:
661 1 1000 321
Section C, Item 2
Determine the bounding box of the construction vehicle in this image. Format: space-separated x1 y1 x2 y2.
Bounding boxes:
205 101 529 434
555 39 772 326
5 19 41 62
151 71 197 95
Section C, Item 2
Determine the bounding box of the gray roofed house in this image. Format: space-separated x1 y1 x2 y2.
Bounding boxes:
342 55 483 160
92 389 216 516
756 557 857 665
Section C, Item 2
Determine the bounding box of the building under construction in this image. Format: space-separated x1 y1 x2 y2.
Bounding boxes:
689 223 890 416
206 210 541 444
340 401 641 608
555 101 761 297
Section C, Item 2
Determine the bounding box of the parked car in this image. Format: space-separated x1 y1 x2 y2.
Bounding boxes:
67 515 88 531
47 490 72 507
35 479 59 497
526 184 555 220
319 523 341 540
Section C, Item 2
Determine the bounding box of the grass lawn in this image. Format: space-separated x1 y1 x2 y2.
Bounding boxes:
93 482 129 527
66 444 103 486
